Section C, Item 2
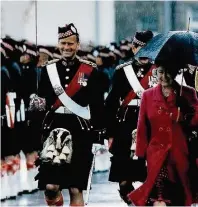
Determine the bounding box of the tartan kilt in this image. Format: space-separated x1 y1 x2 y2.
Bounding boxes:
35 113 94 190
109 107 147 182
109 156 147 182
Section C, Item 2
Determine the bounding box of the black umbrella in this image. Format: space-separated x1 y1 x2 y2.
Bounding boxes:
135 31 198 68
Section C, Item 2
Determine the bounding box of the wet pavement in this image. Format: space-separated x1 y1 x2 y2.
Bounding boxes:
1 171 128 206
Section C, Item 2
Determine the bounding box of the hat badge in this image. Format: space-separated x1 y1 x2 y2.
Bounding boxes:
70 26 76 33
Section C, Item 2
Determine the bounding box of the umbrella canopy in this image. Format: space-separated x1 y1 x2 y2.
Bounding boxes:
135 31 198 68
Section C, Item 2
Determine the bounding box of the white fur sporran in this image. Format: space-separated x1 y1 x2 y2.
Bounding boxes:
40 128 73 165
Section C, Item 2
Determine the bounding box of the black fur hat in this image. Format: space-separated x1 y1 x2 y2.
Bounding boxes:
133 30 154 47
38 45 54 59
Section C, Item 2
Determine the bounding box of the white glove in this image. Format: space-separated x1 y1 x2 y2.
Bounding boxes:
91 143 102 154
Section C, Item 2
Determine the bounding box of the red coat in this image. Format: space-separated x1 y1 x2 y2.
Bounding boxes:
128 83 198 206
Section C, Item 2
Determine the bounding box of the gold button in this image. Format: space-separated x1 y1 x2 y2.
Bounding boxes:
166 127 171 131
159 127 163 131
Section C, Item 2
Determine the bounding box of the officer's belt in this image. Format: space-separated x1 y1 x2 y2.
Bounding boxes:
55 106 73 114
128 99 141 106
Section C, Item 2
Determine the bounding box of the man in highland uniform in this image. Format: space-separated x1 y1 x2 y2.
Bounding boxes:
105 30 156 205
33 23 106 206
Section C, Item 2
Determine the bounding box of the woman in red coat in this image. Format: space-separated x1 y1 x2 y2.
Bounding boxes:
128 63 198 206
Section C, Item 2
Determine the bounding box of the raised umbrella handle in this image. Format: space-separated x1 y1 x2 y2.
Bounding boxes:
195 68 198 92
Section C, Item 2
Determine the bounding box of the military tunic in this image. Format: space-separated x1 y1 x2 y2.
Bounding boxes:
36 57 106 190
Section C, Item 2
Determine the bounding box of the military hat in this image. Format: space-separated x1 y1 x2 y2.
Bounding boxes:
38 45 54 59
98 47 114 67
58 23 79 40
1 36 23 60
22 41 38 57
119 39 131 51
119 39 134 60
86 50 97 63
98 47 110 57
53 47 62 59
0 43 8 60
1 36 16 50
110 42 123 59
109 42 117 51
77 49 89 60
132 30 154 47
92 45 105 55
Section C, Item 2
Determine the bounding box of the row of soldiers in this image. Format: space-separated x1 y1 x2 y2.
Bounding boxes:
1 24 198 206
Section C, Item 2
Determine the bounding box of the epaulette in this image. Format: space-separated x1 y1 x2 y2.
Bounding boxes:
116 60 133 70
78 57 97 68
42 58 59 67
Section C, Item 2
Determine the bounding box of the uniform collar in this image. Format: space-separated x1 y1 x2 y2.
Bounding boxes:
61 56 78 67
